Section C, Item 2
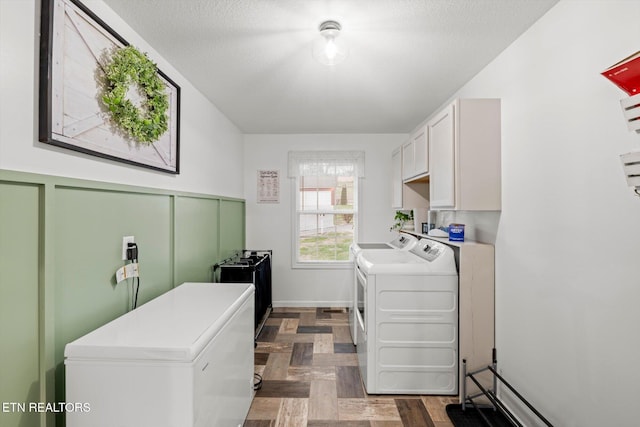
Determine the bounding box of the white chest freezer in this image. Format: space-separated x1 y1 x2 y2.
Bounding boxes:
65 282 255 427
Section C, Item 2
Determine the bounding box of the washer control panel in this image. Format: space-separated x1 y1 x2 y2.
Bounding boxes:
389 232 418 249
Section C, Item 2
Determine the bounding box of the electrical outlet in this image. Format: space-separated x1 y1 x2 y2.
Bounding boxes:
122 236 134 260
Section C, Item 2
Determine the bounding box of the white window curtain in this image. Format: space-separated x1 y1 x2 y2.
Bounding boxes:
287 151 365 178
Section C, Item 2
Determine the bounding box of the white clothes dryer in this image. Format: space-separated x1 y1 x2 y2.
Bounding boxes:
355 238 458 395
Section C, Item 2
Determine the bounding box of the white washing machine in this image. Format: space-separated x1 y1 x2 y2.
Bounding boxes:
348 232 419 345
349 232 419 259
355 238 458 395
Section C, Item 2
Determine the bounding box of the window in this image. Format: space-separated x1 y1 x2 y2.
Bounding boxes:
288 151 364 267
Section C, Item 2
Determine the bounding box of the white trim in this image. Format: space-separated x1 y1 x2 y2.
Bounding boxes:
273 300 352 308
292 261 353 270
296 209 355 215
289 150 363 268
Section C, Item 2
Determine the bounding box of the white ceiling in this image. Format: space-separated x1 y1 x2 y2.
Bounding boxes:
101 0 558 134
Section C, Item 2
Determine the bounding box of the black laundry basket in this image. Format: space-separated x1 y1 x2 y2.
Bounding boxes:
215 250 272 339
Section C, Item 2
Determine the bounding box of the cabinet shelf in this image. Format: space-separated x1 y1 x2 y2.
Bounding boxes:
405 174 429 184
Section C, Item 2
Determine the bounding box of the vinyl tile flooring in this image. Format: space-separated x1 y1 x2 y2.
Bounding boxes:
244 307 458 427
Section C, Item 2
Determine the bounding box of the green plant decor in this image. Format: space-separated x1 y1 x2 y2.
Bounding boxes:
390 210 413 232
102 45 169 144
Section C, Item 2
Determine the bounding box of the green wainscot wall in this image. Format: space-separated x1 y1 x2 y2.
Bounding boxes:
0 170 245 427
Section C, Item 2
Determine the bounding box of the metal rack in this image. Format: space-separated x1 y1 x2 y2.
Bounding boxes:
461 349 554 427
212 250 272 340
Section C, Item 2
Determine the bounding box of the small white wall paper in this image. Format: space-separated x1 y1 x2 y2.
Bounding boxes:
257 170 279 203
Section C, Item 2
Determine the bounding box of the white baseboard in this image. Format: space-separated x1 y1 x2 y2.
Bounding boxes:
272 300 351 308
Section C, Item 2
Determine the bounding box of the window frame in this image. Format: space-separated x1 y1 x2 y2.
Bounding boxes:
289 153 362 269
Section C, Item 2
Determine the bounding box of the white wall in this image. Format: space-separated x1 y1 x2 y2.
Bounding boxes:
243 134 406 306
5 0 639 424
0 0 244 198
445 1 640 426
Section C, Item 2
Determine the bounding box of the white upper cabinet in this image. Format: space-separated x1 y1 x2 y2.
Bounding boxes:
391 146 403 208
428 103 456 208
402 126 428 181
428 99 501 211
412 127 428 177
401 140 413 181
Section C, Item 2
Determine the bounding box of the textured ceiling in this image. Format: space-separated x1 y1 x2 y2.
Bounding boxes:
101 0 558 134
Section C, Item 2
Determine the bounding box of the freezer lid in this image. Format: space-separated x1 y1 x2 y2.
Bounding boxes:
64 283 254 362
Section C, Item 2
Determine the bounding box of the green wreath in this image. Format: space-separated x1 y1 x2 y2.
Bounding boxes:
102 46 169 144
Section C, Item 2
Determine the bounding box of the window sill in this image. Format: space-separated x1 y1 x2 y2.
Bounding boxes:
292 261 354 270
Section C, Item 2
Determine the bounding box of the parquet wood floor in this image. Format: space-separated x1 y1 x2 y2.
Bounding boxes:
244 307 457 427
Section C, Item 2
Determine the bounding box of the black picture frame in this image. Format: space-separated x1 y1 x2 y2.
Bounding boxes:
39 0 180 174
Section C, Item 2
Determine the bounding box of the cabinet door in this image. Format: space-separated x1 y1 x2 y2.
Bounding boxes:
401 140 414 181
391 147 403 208
412 127 428 176
428 103 455 208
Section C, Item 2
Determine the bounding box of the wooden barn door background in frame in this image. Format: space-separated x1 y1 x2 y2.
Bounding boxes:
40 0 180 174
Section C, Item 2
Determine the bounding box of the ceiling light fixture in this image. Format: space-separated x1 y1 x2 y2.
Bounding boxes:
313 20 348 66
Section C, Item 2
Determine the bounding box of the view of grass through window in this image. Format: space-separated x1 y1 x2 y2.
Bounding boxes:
299 220 353 261
297 173 356 262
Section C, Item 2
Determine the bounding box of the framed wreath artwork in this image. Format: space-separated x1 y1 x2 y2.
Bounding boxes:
39 0 180 174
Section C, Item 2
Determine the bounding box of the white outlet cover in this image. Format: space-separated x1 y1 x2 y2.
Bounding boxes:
122 236 135 260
